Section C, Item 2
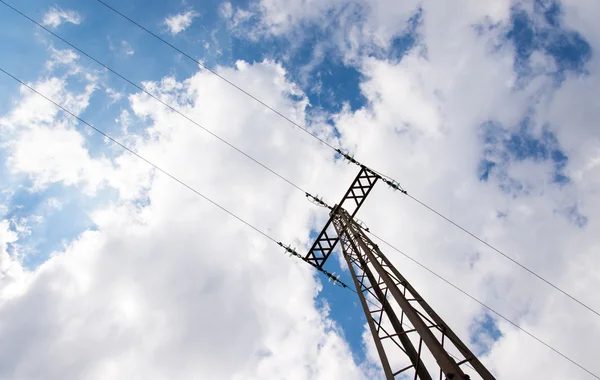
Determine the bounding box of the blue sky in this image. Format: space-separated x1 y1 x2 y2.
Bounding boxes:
1 0 599 378
0 0 377 360
0 0 375 365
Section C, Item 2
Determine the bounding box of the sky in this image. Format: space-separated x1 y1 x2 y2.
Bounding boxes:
0 0 599 379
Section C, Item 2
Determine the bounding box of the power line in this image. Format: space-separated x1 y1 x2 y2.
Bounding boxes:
0 0 359 295
4 2 597 371
365 229 600 380
91 0 600 320
5 0 598 367
1 65 596 378
345 273 479 373
93 0 340 153
8 0 591 327
3 6 596 375
0 0 308 197
404 192 600 319
0 66 347 289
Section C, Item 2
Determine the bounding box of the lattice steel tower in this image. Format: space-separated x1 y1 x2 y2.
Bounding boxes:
304 166 496 380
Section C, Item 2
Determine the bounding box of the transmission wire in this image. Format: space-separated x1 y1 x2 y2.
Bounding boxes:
0 67 351 288
3 1 598 373
344 277 478 372
93 0 339 153
405 192 600 318
365 229 599 380
0 0 308 197
0 68 273 242
91 0 600 320
1 65 596 379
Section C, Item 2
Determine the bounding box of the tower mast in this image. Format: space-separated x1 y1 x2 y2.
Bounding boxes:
304 166 495 379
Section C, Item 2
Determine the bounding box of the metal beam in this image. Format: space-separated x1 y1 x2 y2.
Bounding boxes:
305 167 496 379
304 166 378 268
334 214 433 380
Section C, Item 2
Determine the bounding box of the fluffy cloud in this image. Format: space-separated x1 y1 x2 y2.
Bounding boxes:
0 45 366 379
163 10 198 35
2 0 600 379
0 220 29 301
45 46 80 71
41 6 82 29
0 58 110 194
222 0 600 378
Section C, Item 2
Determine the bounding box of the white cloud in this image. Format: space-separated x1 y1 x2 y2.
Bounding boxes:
0 51 367 379
107 37 135 57
163 10 198 35
3 1 600 379
222 0 600 377
220 2 233 19
121 40 135 56
46 47 79 71
8 123 112 193
41 6 82 29
105 87 123 103
0 72 109 195
0 220 29 301
46 198 63 211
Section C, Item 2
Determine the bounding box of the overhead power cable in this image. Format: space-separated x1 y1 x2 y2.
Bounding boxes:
365 229 600 380
319 197 598 378
0 66 347 290
91 0 600 320
403 191 600 319
1 65 596 379
6 0 599 364
5 3 599 368
94 0 339 153
0 0 308 197
345 285 478 373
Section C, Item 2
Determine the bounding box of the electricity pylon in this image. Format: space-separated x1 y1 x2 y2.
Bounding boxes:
304 166 496 380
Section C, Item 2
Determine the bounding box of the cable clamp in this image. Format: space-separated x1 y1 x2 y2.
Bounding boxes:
336 148 359 165
380 177 407 194
354 218 370 232
277 242 301 258
278 243 349 288
306 192 332 209
321 268 348 288
328 272 342 286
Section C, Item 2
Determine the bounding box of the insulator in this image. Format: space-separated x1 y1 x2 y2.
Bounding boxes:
355 218 369 230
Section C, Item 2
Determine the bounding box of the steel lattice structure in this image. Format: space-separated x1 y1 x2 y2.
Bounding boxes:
305 167 496 380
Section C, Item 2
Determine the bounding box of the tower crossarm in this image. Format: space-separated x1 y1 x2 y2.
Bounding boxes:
304 166 379 268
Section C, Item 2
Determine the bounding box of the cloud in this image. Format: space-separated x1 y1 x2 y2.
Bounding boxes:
0 47 367 379
0 219 29 301
222 0 600 377
45 47 79 71
0 61 108 194
163 10 198 35
3 0 600 379
107 37 135 57
105 87 123 103
121 40 135 56
46 198 63 211
41 7 82 29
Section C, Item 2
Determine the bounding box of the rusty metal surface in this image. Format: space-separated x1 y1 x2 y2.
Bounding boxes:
304 166 378 268
331 207 495 380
